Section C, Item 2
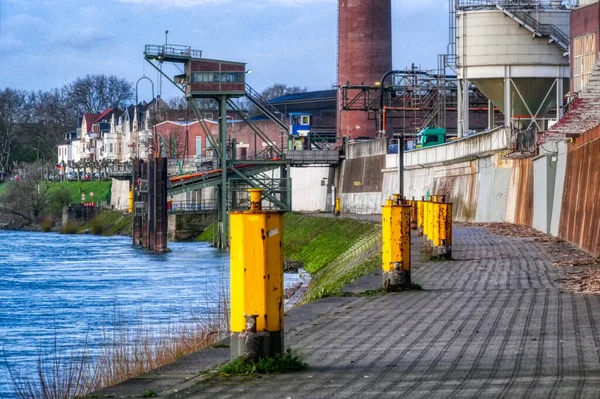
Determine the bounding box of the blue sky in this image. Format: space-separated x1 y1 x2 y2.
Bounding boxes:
0 0 448 102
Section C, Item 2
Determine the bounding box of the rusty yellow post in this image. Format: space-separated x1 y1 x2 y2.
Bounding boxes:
128 187 134 214
229 188 284 360
417 196 425 236
382 194 411 291
432 197 441 250
434 198 453 259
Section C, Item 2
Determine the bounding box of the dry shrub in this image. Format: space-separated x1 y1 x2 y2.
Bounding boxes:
60 222 79 235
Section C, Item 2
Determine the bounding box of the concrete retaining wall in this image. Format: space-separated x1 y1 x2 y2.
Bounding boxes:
290 166 335 212
110 179 131 211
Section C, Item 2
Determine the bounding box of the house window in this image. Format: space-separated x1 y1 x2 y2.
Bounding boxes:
574 33 597 92
118 142 122 154
195 136 202 156
110 143 113 153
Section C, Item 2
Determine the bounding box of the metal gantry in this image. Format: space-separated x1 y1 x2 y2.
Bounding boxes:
143 43 291 249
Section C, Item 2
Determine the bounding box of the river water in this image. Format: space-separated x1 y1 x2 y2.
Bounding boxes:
0 231 288 398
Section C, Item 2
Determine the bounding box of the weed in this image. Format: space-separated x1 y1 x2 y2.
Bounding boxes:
411 282 423 290
358 288 385 297
210 342 230 349
89 217 105 235
142 389 157 398
40 218 55 232
60 221 80 234
220 349 308 376
429 255 453 262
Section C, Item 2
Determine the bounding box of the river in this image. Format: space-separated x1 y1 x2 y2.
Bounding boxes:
0 231 293 398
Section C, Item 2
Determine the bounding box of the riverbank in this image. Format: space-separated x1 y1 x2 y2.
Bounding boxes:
85 224 600 398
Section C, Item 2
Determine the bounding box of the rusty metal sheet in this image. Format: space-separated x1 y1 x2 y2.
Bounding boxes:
559 126 600 256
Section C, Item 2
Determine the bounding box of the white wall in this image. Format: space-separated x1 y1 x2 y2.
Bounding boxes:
110 179 131 211
291 166 332 212
550 141 568 236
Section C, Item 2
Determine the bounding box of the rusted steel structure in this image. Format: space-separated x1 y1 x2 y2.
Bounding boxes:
337 0 392 139
132 158 169 253
559 126 600 256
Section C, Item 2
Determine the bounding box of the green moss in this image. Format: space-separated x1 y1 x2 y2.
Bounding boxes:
303 255 381 302
219 349 308 376
283 214 379 274
83 210 133 237
195 223 217 243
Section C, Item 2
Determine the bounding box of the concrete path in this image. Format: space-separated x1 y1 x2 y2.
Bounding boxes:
97 226 600 398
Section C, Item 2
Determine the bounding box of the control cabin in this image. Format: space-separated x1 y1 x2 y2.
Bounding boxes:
289 112 311 137
144 45 246 99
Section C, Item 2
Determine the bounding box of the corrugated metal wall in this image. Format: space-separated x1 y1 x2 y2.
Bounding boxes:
508 159 534 226
559 127 600 256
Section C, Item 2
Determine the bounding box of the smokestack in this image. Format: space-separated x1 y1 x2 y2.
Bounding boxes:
338 0 392 139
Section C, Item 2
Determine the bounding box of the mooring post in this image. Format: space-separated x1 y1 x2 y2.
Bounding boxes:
433 196 453 260
381 194 412 291
229 188 284 360
417 196 425 236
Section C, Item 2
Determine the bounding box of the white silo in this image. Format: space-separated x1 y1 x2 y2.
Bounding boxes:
453 0 571 136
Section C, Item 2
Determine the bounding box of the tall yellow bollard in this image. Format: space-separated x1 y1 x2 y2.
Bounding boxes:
433 197 453 259
229 188 284 360
381 194 411 291
128 187 134 214
335 197 341 216
417 196 425 236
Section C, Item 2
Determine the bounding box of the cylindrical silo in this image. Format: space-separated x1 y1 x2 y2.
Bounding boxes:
455 0 570 135
338 0 392 139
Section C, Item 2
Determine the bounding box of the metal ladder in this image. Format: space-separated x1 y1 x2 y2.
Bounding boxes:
245 84 290 132
496 4 570 54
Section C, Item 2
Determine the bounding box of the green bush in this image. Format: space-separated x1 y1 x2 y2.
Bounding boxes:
47 186 72 217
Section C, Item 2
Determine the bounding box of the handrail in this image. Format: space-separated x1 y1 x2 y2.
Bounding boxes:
496 5 570 51
144 44 202 60
245 84 289 132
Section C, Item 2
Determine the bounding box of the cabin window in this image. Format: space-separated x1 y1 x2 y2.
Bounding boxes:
191 72 244 83
301 115 310 125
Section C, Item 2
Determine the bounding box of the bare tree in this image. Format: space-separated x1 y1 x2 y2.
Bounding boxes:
0 89 29 178
260 83 307 101
66 75 134 114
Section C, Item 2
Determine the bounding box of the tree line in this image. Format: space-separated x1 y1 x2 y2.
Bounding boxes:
0 74 134 178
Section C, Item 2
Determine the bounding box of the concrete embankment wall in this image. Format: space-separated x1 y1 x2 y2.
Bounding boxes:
338 139 388 214
337 128 570 238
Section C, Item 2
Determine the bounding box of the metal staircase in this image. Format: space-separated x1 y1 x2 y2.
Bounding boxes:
245 84 290 132
496 4 570 55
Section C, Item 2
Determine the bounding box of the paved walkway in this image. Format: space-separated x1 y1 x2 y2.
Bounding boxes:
98 226 600 398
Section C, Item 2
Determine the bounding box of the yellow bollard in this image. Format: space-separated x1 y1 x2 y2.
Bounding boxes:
382 194 412 291
434 199 453 259
128 187 134 214
417 196 425 236
335 197 341 216
229 188 284 360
